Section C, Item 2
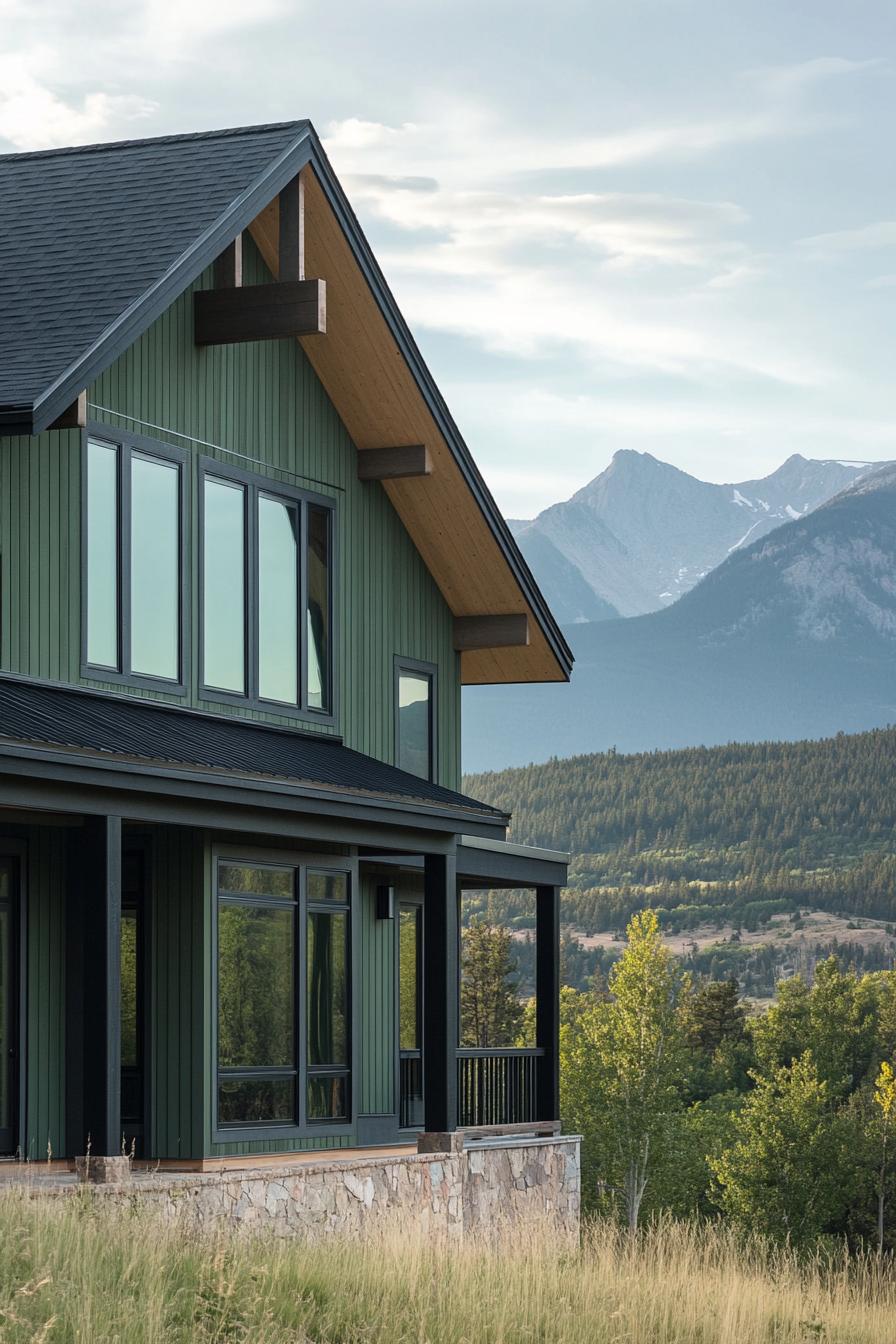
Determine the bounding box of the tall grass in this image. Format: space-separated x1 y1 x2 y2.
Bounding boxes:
0 1190 892 1342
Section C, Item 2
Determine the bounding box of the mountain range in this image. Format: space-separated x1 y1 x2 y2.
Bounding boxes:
510 451 874 622
464 461 896 772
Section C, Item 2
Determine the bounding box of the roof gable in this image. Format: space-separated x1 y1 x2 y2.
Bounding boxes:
0 122 312 426
0 120 572 686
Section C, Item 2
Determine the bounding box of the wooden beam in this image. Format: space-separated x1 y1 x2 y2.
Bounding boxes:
278 172 305 282
214 234 243 289
194 278 326 345
453 613 530 652
49 391 86 431
357 444 431 482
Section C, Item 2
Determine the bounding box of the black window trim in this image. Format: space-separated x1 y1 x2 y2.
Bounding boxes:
197 456 337 726
393 655 438 784
211 845 357 1144
81 423 189 695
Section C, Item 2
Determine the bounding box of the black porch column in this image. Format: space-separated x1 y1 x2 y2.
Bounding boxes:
422 852 458 1133
535 884 560 1122
72 816 122 1156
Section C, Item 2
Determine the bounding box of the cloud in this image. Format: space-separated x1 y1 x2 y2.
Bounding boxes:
0 52 155 150
327 115 826 387
798 220 896 259
744 55 884 100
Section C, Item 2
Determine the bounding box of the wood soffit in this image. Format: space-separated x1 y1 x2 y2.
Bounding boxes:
248 169 568 687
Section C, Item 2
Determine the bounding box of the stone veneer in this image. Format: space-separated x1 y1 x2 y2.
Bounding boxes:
66 1135 581 1242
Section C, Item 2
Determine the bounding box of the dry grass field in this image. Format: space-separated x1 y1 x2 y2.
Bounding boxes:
0 1190 893 1342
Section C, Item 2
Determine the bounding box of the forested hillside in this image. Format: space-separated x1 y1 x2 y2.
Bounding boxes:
464 726 896 993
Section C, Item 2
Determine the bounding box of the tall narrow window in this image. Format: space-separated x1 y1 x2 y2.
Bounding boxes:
258 494 298 705
306 505 331 712
217 861 296 1126
85 434 183 685
131 454 179 680
86 440 119 669
396 663 435 781
306 870 350 1121
203 478 245 694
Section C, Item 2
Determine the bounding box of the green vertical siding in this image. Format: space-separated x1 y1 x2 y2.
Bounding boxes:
0 234 468 1163
0 235 461 790
23 827 66 1159
359 878 396 1117
150 825 205 1160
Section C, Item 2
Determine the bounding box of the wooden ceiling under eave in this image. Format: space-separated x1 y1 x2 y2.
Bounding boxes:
247 169 567 688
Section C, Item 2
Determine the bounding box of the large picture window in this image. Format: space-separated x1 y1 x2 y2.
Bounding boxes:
200 462 333 716
215 856 352 1132
84 434 185 687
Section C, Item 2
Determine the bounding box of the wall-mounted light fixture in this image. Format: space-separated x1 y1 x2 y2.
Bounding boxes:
375 884 395 920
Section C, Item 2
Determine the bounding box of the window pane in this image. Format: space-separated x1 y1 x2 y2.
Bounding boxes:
203 477 245 693
307 871 348 905
307 910 348 1067
218 904 294 1068
131 455 179 680
218 862 294 900
121 911 138 1070
307 1074 348 1122
86 440 119 668
219 1078 294 1125
399 907 420 1052
398 672 432 780
306 505 331 711
258 495 298 704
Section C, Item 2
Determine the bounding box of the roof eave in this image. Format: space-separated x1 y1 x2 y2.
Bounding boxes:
301 128 574 682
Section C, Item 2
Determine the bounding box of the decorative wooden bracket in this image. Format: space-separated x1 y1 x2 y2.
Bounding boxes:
195 170 325 345
453 613 530 652
49 391 86 430
357 445 431 481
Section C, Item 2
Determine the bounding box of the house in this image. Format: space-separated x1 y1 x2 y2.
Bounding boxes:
0 121 574 1213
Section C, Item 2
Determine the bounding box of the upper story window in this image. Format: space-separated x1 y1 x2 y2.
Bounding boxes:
84 435 185 687
200 460 334 715
395 658 436 781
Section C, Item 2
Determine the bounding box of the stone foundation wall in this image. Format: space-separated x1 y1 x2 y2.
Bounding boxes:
74 1136 580 1243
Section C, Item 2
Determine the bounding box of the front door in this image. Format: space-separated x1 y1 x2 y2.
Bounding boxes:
0 858 19 1156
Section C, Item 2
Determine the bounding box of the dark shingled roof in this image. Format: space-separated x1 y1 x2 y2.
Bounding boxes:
0 121 310 419
0 676 506 824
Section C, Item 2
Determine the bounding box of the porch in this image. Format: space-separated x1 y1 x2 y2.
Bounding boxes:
0 679 567 1173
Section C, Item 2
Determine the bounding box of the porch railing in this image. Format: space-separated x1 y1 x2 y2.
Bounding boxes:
399 1050 424 1129
456 1047 544 1128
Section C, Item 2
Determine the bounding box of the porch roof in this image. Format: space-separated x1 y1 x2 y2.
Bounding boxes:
0 675 507 831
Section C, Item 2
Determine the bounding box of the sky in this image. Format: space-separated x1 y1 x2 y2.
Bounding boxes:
1 1 895 517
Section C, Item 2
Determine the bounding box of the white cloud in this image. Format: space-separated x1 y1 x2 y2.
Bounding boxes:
744 55 884 100
798 220 896 259
0 52 155 149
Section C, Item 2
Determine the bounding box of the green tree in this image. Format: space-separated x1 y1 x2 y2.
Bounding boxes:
871 1060 896 1255
460 919 524 1047
711 1052 846 1245
596 909 685 1230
